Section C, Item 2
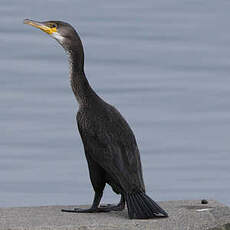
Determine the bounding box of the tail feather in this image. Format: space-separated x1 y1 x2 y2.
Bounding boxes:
136 193 153 217
125 192 168 219
130 194 146 219
144 193 168 216
126 193 134 219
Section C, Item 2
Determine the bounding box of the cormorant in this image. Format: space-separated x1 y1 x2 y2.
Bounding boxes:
23 19 168 219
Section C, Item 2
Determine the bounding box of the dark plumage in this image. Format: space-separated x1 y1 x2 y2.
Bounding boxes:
24 19 168 219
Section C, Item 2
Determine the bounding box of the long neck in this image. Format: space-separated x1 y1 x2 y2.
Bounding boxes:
67 40 96 106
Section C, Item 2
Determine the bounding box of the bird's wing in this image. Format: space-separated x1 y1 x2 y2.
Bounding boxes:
77 105 145 193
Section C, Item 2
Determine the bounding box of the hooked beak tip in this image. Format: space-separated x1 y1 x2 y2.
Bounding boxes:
23 19 30 24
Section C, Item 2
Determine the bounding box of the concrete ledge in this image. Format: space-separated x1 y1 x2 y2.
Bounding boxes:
0 200 230 230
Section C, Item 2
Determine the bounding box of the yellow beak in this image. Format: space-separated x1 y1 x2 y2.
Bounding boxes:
23 19 57 34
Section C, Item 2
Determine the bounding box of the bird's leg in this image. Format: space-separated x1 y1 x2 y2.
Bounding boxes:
99 194 125 211
61 191 111 213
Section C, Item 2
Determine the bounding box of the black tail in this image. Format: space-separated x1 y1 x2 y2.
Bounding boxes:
125 192 168 219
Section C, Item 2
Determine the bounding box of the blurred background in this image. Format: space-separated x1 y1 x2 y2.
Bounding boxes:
1 0 230 207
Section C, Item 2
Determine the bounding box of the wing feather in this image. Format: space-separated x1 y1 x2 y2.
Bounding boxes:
77 104 145 193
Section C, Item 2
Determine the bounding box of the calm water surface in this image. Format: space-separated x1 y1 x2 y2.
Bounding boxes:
1 0 230 207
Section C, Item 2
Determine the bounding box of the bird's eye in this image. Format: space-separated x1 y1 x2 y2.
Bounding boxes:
51 24 57 28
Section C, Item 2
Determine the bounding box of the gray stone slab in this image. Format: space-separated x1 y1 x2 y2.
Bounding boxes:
0 200 230 230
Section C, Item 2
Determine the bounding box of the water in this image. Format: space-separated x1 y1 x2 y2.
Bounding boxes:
1 0 230 207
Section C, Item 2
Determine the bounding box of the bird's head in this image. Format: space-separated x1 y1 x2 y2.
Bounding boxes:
23 19 82 52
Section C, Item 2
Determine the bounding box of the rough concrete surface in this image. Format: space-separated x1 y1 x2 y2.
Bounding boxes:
0 200 230 230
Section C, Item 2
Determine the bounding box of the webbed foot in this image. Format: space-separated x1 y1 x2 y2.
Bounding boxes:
61 206 110 213
99 203 125 211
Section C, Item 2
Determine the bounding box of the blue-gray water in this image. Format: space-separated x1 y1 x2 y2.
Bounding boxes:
1 0 230 207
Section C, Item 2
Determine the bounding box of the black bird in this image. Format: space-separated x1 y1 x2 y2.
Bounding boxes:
23 19 168 219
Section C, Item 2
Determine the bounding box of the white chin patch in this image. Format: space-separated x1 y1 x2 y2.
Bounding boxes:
51 32 64 43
